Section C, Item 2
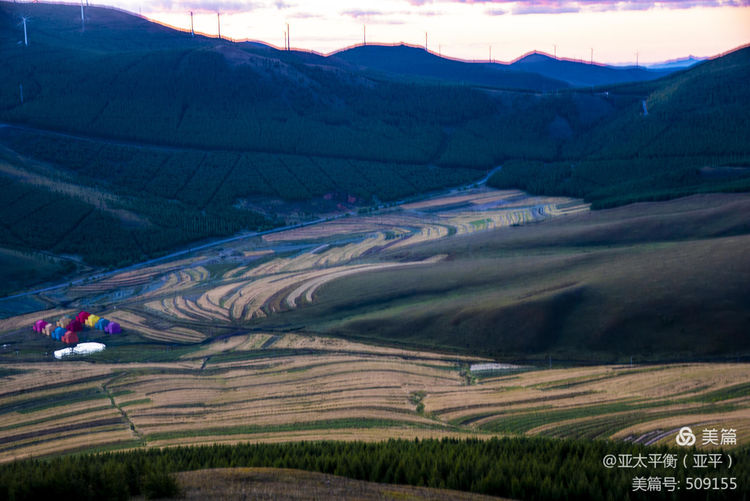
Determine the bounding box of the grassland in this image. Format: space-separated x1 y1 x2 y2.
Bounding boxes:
0 187 747 465
1 188 748 359
281 193 750 359
0 332 747 463
171 467 507 500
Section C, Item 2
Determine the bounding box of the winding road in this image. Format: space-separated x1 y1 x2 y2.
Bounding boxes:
0 123 502 304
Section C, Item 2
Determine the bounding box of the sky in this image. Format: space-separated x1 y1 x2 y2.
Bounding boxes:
71 1 750 63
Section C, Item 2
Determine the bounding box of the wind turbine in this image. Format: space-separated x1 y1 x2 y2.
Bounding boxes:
20 15 29 46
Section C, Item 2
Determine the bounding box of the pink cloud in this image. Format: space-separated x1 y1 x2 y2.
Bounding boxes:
405 0 750 13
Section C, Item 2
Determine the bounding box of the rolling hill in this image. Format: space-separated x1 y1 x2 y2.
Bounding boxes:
332 45 675 90
330 44 569 91
262 193 750 360
489 44 750 207
509 51 671 87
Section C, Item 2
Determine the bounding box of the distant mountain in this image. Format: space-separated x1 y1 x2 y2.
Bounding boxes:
509 51 672 88
332 45 684 90
330 44 568 92
490 45 750 208
645 56 707 70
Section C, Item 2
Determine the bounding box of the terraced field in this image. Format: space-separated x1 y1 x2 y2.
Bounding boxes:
3 187 579 344
0 332 747 462
1 188 748 463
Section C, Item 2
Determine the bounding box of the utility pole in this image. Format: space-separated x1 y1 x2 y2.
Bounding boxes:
425 31 427 50
553 44 557 58
590 47 593 65
80 0 85 32
22 16 28 46
363 24 366 46
287 23 290 50
190 11 194 37
489 45 492 63
217 12 221 40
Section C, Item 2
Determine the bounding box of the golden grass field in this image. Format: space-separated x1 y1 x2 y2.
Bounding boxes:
1 188 748 463
64 188 585 341
0 329 747 462
5 187 584 345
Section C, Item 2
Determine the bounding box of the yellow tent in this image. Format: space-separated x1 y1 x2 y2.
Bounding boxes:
86 315 101 328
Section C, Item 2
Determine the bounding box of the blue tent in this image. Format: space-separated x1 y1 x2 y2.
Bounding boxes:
53 327 65 340
95 318 110 330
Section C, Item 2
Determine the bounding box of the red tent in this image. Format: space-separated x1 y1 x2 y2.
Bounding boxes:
77 311 91 323
33 320 46 332
61 331 79 345
66 319 83 332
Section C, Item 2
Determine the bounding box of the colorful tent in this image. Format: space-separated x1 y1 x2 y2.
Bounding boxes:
104 322 121 334
53 327 65 340
77 311 91 323
44 324 54 336
57 315 72 328
66 319 83 332
95 318 110 330
85 315 101 328
62 331 79 345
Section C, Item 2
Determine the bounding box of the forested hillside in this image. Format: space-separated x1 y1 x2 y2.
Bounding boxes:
2 438 747 501
0 1 748 276
489 46 750 207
